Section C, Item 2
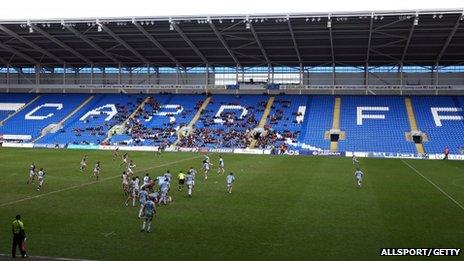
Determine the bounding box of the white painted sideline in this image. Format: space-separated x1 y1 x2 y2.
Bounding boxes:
0 253 94 261
0 155 202 208
401 159 464 211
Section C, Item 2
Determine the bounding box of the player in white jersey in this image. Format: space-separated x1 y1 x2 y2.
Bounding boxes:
121 171 130 196
127 160 136 175
185 172 194 197
354 168 364 188
204 155 210 164
140 198 156 233
203 161 211 180
120 153 128 166
138 187 149 218
142 173 151 189
36 168 45 191
159 178 171 205
125 177 140 206
27 163 36 184
217 156 225 175
352 155 360 167
226 172 235 194
79 155 88 172
113 147 119 161
93 161 101 181
188 167 197 187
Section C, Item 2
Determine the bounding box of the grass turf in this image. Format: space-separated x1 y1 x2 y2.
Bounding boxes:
0 147 463 260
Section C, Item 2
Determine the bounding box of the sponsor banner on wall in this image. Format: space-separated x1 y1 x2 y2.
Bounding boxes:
68 144 100 150
2 142 34 148
429 154 464 160
300 150 345 157
233 148 264 154
99 145 159 152
198 147 209 153
177 147 199 153
34 143 67 149
209 148 234 153
2 134 32 141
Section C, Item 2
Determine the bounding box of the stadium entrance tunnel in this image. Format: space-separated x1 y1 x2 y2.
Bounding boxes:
405 130 428 144
325 129 346 141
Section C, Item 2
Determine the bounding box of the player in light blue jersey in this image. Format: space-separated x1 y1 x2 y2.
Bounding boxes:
141 199 156 233
354 168 364 188
159 179 170 205
226 172 235 194
156 175 165 188
164 170 172 183
185 173 194 197
149 191 160 204
138 188 149 218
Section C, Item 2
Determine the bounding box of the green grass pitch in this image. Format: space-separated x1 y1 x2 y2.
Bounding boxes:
0 147 463 260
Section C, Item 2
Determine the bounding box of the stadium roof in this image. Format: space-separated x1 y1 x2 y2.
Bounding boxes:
0 9 463 68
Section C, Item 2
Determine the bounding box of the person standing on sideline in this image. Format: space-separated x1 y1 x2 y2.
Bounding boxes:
12 214 27 258
443 147 450 160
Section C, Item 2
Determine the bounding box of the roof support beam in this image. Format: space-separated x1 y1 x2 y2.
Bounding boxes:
30 25 93 65
0 24 65 64
0 41 39 64
249 23 271 66
97 22 149 64
435 16 462 66
400 18 416 65
365 15 374 64
209 21 241 67
328 20 335 66
65 25 121 65
132 21 182 67
171 22 209 65
287 19 302 65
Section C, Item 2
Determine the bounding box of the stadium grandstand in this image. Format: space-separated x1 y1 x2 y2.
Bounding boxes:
0 9 463 158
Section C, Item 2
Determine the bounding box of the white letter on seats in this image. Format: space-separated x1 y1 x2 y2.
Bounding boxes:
431 107 463 127
154 104 184 123
25 103 63 120
79 104 117 121
357 107 389 125
214 105 248 124
296 106 306 124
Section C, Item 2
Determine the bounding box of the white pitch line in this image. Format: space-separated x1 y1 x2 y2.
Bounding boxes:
0 155 202 208
401 159 464 211
0 253 95 261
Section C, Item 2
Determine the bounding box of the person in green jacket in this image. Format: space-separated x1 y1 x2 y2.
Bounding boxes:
12 214 27 258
